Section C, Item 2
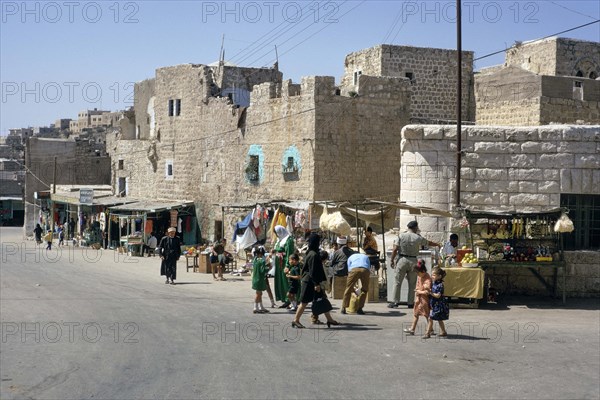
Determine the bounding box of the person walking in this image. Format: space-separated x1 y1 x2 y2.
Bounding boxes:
403 260 432 336
292 233 339 329
159 227 181 285
44 230 53 250
34 223 43 244
340 253 371 315
389 221 439 309
424 267 449 338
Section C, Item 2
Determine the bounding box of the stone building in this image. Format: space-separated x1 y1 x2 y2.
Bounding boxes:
398 124 600 297
23 137 111 234
342 44 475 122
107 60 411 240
476 38 600 125
504 37 600 78
70 109 112 133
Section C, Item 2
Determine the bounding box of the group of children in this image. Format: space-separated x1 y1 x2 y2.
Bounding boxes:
251 245 450 338
251 247 301 314
404 262 450 338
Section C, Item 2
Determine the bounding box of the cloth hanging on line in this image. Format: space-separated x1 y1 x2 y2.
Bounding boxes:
232 212 253 242
236 226 258 250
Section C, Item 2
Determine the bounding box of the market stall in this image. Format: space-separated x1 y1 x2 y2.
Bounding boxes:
109 200 197 256
464 208 568 304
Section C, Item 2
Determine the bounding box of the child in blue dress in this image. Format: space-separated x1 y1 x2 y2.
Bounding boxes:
425 267 449 338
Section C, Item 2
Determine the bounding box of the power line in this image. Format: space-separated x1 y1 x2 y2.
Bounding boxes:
549 1 599 20
474 19 600 61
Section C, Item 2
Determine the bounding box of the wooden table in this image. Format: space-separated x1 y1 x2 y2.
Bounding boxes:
185 254 199 272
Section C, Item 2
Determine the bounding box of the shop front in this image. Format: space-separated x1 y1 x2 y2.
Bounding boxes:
108 200 199 256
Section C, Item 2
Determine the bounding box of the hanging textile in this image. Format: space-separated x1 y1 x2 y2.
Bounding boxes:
236 226 258 250
145 219 153 234
232 213 253 242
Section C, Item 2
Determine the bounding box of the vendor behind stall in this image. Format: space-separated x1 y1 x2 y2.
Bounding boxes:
440 233 460 266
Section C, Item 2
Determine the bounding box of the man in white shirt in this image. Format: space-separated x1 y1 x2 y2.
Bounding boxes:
143 232 158 257
441 233 459 266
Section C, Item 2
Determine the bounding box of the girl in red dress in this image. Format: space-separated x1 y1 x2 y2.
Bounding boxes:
403 260 431 336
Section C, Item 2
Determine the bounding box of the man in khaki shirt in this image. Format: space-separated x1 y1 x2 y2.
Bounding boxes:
389 221 439 309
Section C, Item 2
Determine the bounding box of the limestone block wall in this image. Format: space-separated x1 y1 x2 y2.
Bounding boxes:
399 124 600 297
342 45 474 122
505 38 558 75
505 37 600 79
401 124 600 217
313 74 411 201
133 78 156 140
475 68 600 126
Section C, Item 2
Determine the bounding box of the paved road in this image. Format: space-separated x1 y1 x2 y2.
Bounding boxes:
1 227 599 399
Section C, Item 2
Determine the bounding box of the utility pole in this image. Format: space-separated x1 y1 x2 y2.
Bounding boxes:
51 156 57 232
455 0 462 207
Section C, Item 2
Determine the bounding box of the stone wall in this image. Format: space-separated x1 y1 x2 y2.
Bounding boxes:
505 37 600 79
342 45 474 122
313 74 411 201
399 124 600 239
475 67 600 125
505 38 558 76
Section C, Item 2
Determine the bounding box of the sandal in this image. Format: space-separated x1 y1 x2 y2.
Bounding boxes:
438 332 448 337
312 319 324 325
326 320 340 328
422 331 434 339
291 321 305 329
403 328 415 335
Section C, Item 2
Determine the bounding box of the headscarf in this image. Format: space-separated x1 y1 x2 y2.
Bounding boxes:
307 233 320 252
274 225 288 240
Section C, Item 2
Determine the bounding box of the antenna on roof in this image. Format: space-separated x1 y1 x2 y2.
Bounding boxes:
219 34 225 66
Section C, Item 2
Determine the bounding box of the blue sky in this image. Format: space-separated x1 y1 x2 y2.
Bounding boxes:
1 0 599 134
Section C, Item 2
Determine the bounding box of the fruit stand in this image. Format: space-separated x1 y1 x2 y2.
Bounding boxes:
464 208 567 304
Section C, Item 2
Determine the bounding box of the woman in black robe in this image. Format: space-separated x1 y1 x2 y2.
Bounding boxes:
292 233 340 329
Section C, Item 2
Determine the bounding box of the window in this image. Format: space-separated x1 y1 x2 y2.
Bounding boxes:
573 81 584 100
405 72 414 83
590 71 598 80
353 70 362 85
560 194 600 250
245 155 259 182
168 99 181 116
118 177 127 197
118 160 124 170
165 160 174 180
